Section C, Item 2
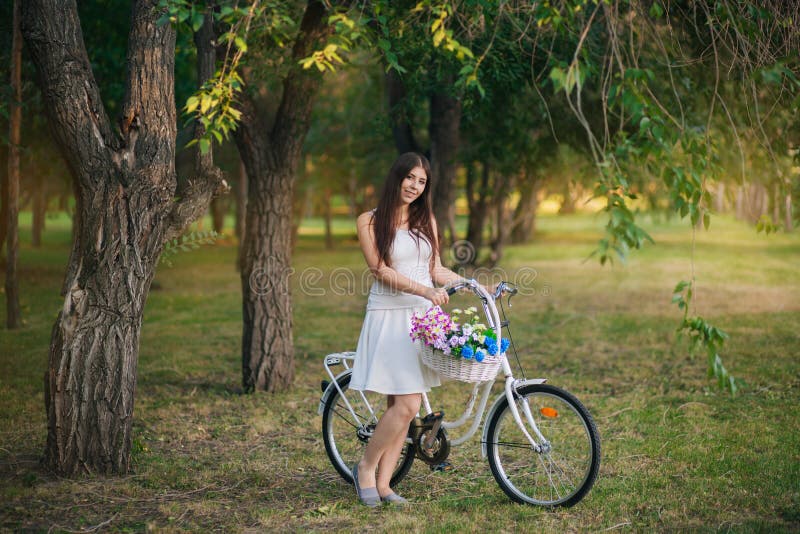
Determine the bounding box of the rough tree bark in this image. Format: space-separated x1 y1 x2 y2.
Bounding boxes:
6 0 22 329
233 0 334 392
22 0 225 475
429 90 460 248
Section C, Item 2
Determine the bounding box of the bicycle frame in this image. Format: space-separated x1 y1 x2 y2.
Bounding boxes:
318 279 551 456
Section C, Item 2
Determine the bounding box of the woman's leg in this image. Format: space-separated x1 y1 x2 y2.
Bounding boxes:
357 393 421 494
375 394 420 496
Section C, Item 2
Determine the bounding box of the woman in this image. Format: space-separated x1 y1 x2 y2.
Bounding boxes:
349 152 467 506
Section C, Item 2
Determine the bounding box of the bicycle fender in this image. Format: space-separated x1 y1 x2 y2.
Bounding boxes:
317 368 353 415
481 378 547 458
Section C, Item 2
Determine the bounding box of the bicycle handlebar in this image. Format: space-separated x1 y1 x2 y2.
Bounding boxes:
444 279 518 301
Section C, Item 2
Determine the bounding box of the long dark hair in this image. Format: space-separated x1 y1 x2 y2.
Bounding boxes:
372 152 436 268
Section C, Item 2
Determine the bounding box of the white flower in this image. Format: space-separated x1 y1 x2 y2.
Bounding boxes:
462 324 474 336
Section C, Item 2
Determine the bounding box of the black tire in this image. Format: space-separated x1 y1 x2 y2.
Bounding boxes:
485 384 600 507
321 371 415 486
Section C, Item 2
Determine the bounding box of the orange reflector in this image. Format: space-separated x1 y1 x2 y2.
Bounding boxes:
540 407 559 418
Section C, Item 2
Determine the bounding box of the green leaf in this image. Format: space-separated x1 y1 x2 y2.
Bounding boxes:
549 66 566 91
191 11 204 32
234 36 248 53
199 137 211 155
432 28 445 47
649 3 664 18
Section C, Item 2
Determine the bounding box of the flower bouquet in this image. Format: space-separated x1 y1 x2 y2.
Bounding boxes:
410 306 509 383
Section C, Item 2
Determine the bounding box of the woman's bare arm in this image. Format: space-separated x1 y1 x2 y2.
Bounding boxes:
357 212 448 305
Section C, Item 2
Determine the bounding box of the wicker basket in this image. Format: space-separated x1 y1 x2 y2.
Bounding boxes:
420 343 502 383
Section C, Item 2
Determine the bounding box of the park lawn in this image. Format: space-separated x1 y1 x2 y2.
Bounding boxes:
1 212 799 532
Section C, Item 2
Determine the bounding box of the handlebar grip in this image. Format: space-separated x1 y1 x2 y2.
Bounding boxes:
446 287 458 296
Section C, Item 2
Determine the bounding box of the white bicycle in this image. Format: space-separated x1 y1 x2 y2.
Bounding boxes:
318 280 600 506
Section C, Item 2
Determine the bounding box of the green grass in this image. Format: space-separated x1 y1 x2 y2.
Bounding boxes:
1 211 799 532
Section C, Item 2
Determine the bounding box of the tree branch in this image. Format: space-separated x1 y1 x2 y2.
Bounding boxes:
164 6 229 242
270 0 337 164
20 0 117 190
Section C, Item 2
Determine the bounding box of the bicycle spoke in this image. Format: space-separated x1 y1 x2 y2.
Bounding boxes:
484 440 536 451
486 385 599 507
331 405 359 430
322 374 415 487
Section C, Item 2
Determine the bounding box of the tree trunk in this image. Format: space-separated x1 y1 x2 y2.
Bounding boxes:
23 0 223 476
32 172 46 247
785 192 793 232
234 0 333 392
0 145 8 259
429 90 461 248
6 0 22 329
559 179 576 214
754 184 767 222
488 173 515 266
235 158 247 270
386 69 420 155
194 8 228 236
772 182 781 226
210 196 226 234
465 160 490 260
714 181 725 213
235 159 247 239
735 185 744 220
239 155 296 392
323 186 333 250
511 173 541 244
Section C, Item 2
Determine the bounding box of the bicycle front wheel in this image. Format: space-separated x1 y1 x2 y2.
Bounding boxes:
486 384 600 507
321 371 415 486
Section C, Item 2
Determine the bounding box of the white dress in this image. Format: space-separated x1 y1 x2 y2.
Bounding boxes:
349 228 442 395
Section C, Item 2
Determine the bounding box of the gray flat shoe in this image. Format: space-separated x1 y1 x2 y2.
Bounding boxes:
352 464 380 507
380 492 409 505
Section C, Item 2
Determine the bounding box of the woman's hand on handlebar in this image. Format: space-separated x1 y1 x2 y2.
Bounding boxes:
424 286 450 306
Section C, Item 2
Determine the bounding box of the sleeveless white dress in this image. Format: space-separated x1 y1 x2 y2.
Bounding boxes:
349 228 442 395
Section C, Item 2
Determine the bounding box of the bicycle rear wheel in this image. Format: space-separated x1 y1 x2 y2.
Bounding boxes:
486 384 600 507
321 371 415 486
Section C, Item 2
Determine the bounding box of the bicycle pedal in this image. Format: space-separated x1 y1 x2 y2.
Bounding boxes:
430 461 453 472
422 411 444 424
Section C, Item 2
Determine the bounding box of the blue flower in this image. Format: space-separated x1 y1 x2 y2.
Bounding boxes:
461 345 474 359
500 338 510 353
475 349 485 362
485 338 498 356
